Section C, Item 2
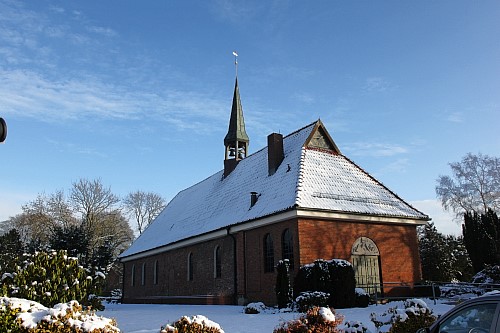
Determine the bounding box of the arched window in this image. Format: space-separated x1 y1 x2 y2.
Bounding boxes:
282 229 294 269
131 264 135 287
187 252 194 281
141 263 146 286
264 233 274 273
214 246 222 278
153 260 159 285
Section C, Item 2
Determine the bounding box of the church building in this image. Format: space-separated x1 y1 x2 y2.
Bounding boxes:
119 77 429 305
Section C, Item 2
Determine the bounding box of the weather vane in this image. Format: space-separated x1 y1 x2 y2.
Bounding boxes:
232 51 238 77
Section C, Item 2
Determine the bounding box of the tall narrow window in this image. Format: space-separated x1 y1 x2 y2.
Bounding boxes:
131 264 136 287
282 229 294 269
141 263 146 286
187 252 194 281
264 233 275 273
153 260 159 285
214 246 222 278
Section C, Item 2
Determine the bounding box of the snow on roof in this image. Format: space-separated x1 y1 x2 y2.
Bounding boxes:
120 121 427 258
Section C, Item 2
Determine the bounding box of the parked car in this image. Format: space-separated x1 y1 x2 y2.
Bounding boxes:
417 294 500 333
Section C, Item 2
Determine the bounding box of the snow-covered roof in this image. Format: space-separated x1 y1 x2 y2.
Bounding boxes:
120 121 428 259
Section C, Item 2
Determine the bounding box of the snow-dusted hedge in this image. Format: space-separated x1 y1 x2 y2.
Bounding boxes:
273 306 343 333
0 250 106 310
160 315 224 333
0 297 119 332
294 259 356 309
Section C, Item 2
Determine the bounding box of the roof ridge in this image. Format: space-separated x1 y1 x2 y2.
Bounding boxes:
282 119 319 140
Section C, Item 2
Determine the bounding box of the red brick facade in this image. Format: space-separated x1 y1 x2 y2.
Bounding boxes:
122 215 422 305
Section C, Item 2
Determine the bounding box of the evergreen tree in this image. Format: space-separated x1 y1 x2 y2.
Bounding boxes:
50 224 90 260
463 209 500 272
445 235 474 281
418 223 474 281
0 229 23 272
418 223 448 281
276 259 292 309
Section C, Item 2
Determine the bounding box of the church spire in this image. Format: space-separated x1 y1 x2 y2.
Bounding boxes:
224 53 249 177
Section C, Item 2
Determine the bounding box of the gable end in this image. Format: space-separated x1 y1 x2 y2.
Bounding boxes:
304 120 340 154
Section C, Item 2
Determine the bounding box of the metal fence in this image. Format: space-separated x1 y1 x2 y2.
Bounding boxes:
357 281 500 305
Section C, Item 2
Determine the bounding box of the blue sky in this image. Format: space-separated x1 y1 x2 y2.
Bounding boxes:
1 0 499 235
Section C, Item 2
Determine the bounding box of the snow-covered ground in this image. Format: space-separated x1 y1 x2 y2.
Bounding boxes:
99 299 455 333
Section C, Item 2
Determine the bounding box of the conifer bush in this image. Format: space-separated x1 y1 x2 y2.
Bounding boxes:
0 250 106 310
276 259 293 309
161 315 225 333
273 306 343 333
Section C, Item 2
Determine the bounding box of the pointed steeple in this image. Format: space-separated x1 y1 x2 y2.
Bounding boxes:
224 78 249 177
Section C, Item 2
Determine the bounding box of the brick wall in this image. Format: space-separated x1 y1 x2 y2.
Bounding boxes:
122 216 422 305
238 219 298 305
122 236 235 304
297 218 422 284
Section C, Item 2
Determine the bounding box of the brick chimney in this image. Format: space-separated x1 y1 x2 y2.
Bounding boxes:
267 133 284 176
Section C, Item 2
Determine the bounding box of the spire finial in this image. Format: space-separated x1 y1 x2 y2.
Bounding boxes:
232 51 238 78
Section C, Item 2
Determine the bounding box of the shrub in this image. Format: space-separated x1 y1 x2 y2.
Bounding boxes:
0 297 119 332
273 306 343 333
0 250 106 310
370 299 436 333
161 315 225 333
472 265 500 285
244 302 267 314
295 291 330 312
276 260 293 309
354 288 370 308
344 320 371 333
294 259 356 308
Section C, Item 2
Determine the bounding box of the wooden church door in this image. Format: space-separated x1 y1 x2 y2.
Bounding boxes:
351 237 381 295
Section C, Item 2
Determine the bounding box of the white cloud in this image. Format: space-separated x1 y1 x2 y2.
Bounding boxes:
344 142 408 157
411 199 462 236
446 112 464 123
0 68 233 135
86 26 118 38
363 77 394 93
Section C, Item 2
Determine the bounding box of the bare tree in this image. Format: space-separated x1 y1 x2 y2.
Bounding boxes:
436 153 500 218
70 178 120 232
123 191 166 234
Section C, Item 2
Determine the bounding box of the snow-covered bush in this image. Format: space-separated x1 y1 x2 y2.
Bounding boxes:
160 315 224 333
244 302 268 314
355 288 370 308
472 265 500 285
294 259 356 308
294 291 330 312
369 299 436 333
343 320 371 333
0 297 119 332
273 306 343 333
0 250 106 310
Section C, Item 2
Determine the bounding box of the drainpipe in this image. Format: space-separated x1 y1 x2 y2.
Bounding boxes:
227 227 239 305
